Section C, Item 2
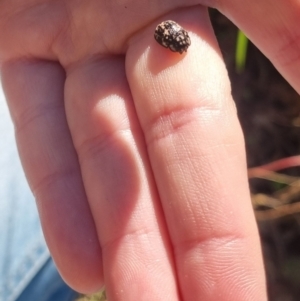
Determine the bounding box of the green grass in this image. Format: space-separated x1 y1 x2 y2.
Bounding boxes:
235 30 249 73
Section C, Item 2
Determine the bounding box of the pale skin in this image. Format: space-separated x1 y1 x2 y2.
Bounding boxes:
1 0 300 300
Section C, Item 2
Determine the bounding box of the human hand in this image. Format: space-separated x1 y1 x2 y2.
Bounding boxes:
2 1 295 300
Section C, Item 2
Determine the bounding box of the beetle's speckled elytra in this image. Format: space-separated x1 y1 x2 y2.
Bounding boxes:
154 20 191 54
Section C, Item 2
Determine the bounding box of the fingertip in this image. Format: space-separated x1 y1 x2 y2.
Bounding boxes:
126 6 232 128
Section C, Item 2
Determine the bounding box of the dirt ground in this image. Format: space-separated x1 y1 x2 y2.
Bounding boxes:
210 9 300 301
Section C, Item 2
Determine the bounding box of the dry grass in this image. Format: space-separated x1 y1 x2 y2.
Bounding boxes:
76 290 107 301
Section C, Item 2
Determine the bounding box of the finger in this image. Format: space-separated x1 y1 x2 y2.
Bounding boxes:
1 60 103 293
127 6 267 301
64 58 179 301
215 0 300 93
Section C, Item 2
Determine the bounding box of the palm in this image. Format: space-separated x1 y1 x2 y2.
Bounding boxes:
0 1 198 63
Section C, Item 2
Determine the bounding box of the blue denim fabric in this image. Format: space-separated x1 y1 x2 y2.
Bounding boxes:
0 85 77 301
16 258 78 301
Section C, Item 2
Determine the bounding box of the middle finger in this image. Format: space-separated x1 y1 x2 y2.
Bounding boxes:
64 58 179 301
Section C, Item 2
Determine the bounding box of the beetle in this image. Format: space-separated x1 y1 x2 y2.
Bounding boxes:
154 20 191 54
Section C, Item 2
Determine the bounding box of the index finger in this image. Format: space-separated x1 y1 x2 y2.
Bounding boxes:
126 6 267 301
215 0 300 93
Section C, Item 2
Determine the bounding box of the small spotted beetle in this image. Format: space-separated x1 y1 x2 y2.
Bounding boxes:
154 20 191 54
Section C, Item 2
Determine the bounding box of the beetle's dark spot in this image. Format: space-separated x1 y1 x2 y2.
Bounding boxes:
154 20 191 54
